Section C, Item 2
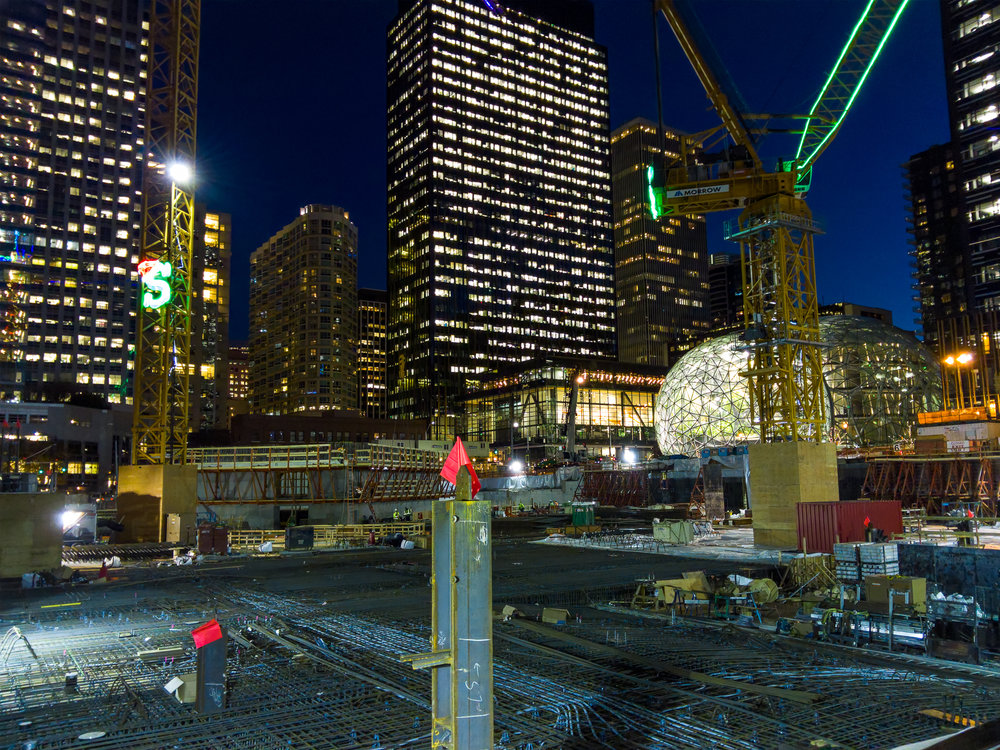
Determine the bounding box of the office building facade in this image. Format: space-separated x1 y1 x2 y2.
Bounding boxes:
611 118 708 367
905 142 967 349
249 205 358 415
190 206 231 431
386 0 616 432
1 0 145 405
358 288 387 420
708 252 742 330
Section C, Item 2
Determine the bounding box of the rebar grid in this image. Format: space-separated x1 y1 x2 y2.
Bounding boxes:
2 574 998 749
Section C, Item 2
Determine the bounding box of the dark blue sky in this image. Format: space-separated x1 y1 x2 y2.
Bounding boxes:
196 0 948 342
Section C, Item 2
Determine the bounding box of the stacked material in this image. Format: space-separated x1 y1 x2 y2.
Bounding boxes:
833 543 861 582
859 542 899 577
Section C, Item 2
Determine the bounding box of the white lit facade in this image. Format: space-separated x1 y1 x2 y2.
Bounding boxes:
386 0 616 429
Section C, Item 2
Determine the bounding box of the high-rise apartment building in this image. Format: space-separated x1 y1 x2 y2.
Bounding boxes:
386 0 616 430
357 288 387 421
190 207 230 431
1 0 145 405
227 343 249 421
611 118 708 367
249 205 358 415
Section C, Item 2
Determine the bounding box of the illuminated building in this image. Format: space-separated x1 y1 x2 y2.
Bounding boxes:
190 207 231 431
654 316 942 456
0 3 45 400
358 288 387 420
228 343 250 420
611 118 708 367
902 3 1000 412
249 205 358 415
1 0 145 405
463 358 665 460
0 401 130 494
387 0 616 432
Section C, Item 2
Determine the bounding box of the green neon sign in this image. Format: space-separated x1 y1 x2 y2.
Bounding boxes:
138 258 173 309
647 164 660 220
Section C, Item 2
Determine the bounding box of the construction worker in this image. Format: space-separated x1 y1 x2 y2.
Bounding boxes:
393 508 401 522
517 502 525 514
404 506 412 521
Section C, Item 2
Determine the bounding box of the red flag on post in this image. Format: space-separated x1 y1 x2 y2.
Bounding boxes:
440 437 481 498
191 619 223 649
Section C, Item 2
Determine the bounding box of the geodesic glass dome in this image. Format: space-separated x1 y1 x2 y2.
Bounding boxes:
653 316 942 456
653 331 758 456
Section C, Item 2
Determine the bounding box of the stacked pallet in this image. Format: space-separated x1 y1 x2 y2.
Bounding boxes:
833 542 861 582
860 542 899 577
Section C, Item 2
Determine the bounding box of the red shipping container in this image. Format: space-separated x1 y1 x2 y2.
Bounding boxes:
795 500 903 553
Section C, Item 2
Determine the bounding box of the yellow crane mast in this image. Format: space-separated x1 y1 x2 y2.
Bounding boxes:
651 0 909 443
131 0 201 464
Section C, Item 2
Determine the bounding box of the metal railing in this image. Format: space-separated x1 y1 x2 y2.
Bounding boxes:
227 522 428 552
188 443 347 469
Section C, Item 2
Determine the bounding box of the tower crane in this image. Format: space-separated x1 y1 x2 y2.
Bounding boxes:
650 0 909 443
131 0 201 464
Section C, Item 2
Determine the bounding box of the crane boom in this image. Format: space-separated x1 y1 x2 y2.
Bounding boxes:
651 0 908 443
656 0 760 169
795 0 909 175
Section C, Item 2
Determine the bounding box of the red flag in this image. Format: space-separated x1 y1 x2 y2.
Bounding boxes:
968 509 975 519
864 516 871 527
191 619 223 648
97 562 108 579
440 437 481 498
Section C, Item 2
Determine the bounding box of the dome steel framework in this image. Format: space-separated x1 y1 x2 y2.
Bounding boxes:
654 316 942 456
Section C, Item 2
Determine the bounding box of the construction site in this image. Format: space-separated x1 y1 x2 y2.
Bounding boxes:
4 0 1000 747
3 525 1000 750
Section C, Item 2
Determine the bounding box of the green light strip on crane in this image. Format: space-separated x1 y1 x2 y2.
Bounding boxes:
647 165 660 220
795 0 909 169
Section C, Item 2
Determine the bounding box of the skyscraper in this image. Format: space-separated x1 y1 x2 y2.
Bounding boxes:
905 143 967 348
902 1 1000 410
0 0 146 405
941 0 1000 316
610 118 708 367
386 0 615 431
227 343 249 421
190 206 231 431
708 252 743 330
357 288 387 420
249 205 358 415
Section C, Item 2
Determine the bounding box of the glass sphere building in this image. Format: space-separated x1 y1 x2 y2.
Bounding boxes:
653 316 942 455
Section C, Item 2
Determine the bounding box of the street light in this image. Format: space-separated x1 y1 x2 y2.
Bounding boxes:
942 351 975 411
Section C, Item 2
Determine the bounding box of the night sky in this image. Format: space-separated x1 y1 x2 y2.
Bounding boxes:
195 0 948 343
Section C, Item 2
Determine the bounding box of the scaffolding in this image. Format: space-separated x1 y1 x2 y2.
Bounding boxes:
861 454 1000 516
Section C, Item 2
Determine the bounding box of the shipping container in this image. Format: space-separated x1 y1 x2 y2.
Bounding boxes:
795 500 903 554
